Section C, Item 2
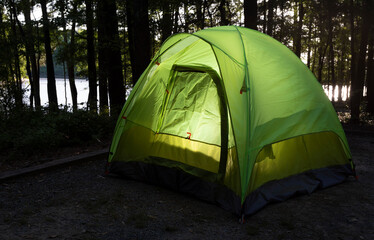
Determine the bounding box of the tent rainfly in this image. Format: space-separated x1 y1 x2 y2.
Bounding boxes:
107 26 355 217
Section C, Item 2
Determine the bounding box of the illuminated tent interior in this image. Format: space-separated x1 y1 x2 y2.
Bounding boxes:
107 26 354 217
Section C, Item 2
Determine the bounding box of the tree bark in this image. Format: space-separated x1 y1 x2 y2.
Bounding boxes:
294 0 304 58
327 1 336 102
9 3 23 109
86 0 97 112
350 0 371 122
21 0 40 108
97 1 108 114
99 0 125 115
161 1 173 42
195 0 204 30
59 0 77 111
266 0 274 36
367 34 374 114
219 0 229 26
40 0 58 111
244 0 257 30
127 0 151 86
306 19 312 68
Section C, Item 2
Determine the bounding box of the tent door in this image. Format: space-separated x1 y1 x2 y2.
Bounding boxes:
157 65 228 178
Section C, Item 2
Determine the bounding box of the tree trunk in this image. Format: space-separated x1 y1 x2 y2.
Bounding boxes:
9 4 23 109
21 0 40 108
294 0 304 58
219 0 229 26
59 0 77 111
327 1 336 102
97 1 108 114
68 3 78 112
196 0 204 30
99 0 126 115
244 0 257 30
40 0 58 111
350 0 371 123
204 0 213 28
317 43 328 83
266 0 274 36
173 4 180 33
127 0 151 86
306 19 312 68
86 0 97 112
367 34 374 114
161 1 173 42
278 0 285 42
262 0 267 33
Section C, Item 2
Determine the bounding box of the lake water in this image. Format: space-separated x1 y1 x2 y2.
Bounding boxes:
22 78 364 108
23 78 93 108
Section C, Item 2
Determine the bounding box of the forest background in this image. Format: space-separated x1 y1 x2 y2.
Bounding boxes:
0 0 373 162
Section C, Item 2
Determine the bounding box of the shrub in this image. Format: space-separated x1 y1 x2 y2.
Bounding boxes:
0 107 116 161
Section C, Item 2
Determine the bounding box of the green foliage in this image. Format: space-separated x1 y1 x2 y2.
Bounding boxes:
0 108 116 161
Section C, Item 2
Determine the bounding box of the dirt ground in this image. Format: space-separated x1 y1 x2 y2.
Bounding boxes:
0 128 373 240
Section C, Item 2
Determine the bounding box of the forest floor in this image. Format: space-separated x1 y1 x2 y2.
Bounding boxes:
0 126 373 239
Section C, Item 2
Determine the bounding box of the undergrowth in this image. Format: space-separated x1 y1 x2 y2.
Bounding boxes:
0 107 116 162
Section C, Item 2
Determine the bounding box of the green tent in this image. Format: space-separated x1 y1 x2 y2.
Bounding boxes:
108 26 354 216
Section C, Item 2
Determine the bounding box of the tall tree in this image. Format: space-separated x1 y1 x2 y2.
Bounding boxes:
244 0 257 30
9 1 23 109
367 34 374 114
350 0 371 122
21 0 40 109
98 0 125 115
218 0 230 26
266 0 274 36
195 0 205 30
327 0 336 102
161 1 173 42
59 0 78 111
97 1 108 114
294 0 304 58
40 0 58 111
127 0 151 85
86 0 97 112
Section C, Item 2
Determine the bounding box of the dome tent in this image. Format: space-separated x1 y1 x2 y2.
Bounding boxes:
107 26 354 217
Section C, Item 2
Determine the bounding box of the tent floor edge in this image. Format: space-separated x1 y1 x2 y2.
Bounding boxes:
242 164 354 216
109 160 242 216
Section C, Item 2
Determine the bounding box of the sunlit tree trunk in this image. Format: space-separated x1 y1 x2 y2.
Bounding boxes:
306 19 312 68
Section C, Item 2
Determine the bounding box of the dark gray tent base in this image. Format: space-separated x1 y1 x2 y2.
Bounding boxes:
108 160 353 217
